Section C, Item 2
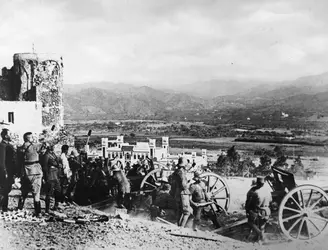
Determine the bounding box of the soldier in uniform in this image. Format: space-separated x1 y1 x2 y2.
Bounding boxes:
189 171 210 231
0 129 16 212
17 132 44 217
60 145 72 202
111 163 131 209
40 143 62 213
245 176 272 243
170 157 192 227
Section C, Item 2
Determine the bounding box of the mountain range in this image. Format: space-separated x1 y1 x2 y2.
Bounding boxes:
63 72 328 122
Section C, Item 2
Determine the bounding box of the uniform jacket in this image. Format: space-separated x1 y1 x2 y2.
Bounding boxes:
0 140 16 180
113 170 131 193
61 153 72 179
170 166 189 200
19 142 43 176
189 181 207 204
40 151 61 181
245 185 272 218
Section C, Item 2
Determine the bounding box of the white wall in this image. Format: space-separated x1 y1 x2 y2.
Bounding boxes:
0 101 42 144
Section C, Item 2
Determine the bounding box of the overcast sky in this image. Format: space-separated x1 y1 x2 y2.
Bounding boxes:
0 0 327 87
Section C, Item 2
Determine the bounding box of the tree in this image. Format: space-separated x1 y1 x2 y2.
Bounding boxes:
258 154 272 172
272 146 288 169
216 154 231 176
273 146 284 158
239 157 256 177
273 155 288 169
290 155 304 174
226 146 241 173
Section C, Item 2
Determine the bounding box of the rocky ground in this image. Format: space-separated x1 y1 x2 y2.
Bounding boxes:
0 194 249 250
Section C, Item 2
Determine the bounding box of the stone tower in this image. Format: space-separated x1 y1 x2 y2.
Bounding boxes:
12 53 64 130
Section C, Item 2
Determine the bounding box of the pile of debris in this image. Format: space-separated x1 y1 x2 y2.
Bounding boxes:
0 210 44 223
216 211 246 226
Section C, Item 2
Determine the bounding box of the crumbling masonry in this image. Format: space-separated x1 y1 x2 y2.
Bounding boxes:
0 53 64 130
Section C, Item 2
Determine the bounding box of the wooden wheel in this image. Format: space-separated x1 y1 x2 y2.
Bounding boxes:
278 184 328 241
140 169 163 194
199 172 230 212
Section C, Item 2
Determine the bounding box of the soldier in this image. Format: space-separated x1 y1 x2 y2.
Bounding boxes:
189 171 210 231
151 182 176 220
66 149 80 202
111 163 131 209
170 157 192 227
0 129 16 212
40 143 62 213
245 176 272 243
60 145 72 202
17 132 44 217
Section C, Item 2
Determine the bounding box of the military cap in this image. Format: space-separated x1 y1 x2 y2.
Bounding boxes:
111 164 121 172
256 176 265 185
162 183 171 191
177 157 188 167
193 171 201 181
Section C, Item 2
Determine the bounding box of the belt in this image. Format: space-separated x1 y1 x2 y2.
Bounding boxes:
24 161 39 165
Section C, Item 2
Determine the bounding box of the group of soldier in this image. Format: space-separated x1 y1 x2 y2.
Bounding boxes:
0 127 272 243
151 156 273 242
149 157 211 231
0 128 77 217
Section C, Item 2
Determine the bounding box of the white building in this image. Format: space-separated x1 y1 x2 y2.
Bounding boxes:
0 101 43 144
91 135 208 167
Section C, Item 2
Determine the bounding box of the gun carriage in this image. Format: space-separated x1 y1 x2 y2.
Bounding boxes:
217 166 328 241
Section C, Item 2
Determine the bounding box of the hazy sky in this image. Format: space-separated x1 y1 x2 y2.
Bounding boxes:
0 0 327 87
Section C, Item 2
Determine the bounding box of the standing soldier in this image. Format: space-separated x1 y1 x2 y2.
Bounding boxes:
189 171 210 231
17 132 44 217
111 162 131 209
60 145 72 202
245 176 272 243
170 157 192 227
40 143 62 213
0 129 16 212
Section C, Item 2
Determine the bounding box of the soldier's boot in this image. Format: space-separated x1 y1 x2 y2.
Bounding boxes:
192 219 199 231
1 195 8 212
17 197 26 210
52 193 60 210
34 201 42 218
258 227 267 243
0 195 5 212
45 197 51 214
179 214 190 228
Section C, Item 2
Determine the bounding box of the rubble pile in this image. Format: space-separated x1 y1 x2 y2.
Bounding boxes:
0 210 43 223
217 211 246 226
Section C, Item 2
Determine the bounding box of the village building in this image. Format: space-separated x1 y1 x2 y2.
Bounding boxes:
92 135 208 167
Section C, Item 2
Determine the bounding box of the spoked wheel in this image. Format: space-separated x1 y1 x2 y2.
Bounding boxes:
278 184 328 241
199 172 230 212
140 169 164 194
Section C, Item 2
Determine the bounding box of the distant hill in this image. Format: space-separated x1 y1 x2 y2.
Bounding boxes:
174 79 274 99
246 72 328 100
63 86 211 120
63 72 328 121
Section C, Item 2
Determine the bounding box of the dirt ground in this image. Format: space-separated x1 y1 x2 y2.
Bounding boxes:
1 176 328 250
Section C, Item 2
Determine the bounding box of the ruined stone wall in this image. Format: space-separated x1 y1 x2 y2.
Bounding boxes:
0 69 15 100
13 53 64 130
